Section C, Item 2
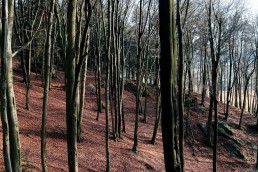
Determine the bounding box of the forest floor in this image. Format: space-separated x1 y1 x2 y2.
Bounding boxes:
0 58 257 172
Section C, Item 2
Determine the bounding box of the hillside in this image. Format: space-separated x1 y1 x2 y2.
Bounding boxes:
0 61 257 171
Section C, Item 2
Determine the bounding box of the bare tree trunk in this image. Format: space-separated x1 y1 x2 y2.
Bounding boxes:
77 43 88 142
104 0 112 170
234 79 238 107
238 77 242 109
176 0 185 170
120 30 126 134
239 73 255 128
133 0 144 153
207 1 222 171
6 0 22 170
151 73 161 144
159 0 178 171
25 45 31 110
97 48 102 113
66 0 78 170
41 0 55 171
1 0 12 170
225 38 234 120
201 40 207 105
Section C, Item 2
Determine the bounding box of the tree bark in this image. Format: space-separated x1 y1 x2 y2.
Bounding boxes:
159 0 178 171
1 0 12 170
176 0 185 170
105 0 111 170
66 0 78 170
41 0 55 171
151 79 161 145
6 0 22 170
207 1 222 171
77 34 89 142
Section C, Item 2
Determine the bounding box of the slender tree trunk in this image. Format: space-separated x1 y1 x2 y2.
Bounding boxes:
225 43 233 120
212 67 219 172
25 43 32 110
120 35 126 134
239 74 254 128
77 47 88 142
97 48 102 113
238 77 242 109
54 5 66 88
207 89 214 146
151 79 161 145
176 0 185 170
105 48 110 172
234 79 238 107
41 0 55 171
1 0 12 170
247 87 251 112
201 42 207 105
143 84 148 124
220 66 223 102
121 56 126 133
133 0 143 153
105 0 111 171
208 1 221 171
6 0 22 170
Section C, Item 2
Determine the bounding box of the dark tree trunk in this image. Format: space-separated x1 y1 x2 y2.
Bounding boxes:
176 0 185 170
151 73 161 144
201 41 207 105
207 1 222 171
159 0 178 171
239 73 255 128
41 0 55 170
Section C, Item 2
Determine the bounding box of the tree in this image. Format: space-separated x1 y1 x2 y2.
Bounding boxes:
151 71 161 144
206 1 222 171
106 0 111 170
5 0 22 170
66 0 92 170
238 27 256 128
14 0 44 110
132 0 153 153
76 0 92 142
66 0 78 170
1 0 12 170
176 0 190 170
1 0 21 171
159 0 178 171
41 0 56 170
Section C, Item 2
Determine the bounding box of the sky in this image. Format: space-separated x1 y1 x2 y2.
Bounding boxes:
246 0 258 16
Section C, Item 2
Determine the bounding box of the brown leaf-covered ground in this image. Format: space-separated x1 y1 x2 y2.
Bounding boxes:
0 58 257 171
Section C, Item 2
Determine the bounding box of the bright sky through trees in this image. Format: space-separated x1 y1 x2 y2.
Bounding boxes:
246 0 258 15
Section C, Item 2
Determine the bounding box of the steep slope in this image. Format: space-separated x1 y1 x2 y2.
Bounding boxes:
0 60 257 171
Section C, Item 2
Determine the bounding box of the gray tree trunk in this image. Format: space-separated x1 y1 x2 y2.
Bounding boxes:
1 0 12 170
41 0 55 170
6 0 22 171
